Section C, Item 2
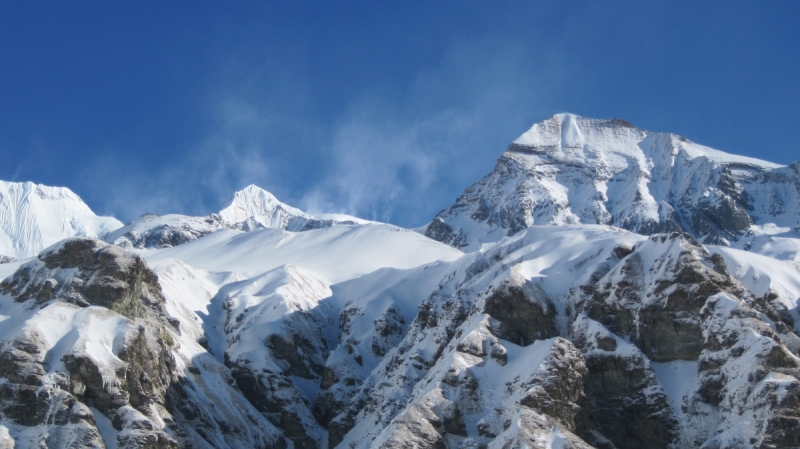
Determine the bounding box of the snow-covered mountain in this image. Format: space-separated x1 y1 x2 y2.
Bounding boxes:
0 181 122 260
218 184 308 227
425 113 800 254
218 184 369 231
106 184 369 249
2 114 800 449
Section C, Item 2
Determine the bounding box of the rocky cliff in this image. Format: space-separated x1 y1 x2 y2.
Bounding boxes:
0 238 285 448
426 114 800 255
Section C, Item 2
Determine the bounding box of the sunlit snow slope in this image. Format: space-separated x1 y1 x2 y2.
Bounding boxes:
427 113 800 254
105 185 371 249
0 181 122 260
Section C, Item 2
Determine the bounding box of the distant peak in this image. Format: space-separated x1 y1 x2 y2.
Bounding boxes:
0 179 123 259
219 184 307 225
0 179 81 201
229 184 278 201
237 184 274 195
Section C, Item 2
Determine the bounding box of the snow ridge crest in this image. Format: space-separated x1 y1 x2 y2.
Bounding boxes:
0 180 123 260
427 113 799 254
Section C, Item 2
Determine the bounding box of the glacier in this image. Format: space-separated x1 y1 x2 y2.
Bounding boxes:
0 181 122 260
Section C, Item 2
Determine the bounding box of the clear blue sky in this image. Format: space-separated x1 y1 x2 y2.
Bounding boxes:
1 1 798 226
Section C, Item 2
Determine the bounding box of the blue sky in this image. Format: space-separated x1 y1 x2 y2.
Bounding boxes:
1 2 799 226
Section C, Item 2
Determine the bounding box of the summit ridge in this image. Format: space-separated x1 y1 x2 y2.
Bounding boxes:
0 180 122 260
426 113 799 256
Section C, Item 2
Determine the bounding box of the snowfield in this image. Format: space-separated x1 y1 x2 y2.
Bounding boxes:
0 180 122 260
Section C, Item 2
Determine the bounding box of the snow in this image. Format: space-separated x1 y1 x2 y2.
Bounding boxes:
90 407 119 449
0 257 25 282
213 264 332 370
145 223 463 285
0 425 11 448
730 229 800 263
502 225 642 297
678 140 783 169
313 213 371 224
74 308 132 368
219 184 308 227
0 180 122 259
18 303 132 374
513 114 562 147
651 360 699 418
711 245 800 321
549 426 566 449
438 113 798 252
325 261 459 376
104 213 225 246
516 114 781 169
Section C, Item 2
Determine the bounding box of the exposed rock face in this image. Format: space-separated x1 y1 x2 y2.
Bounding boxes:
321 225 800 449
580 232 735 362
0 238 179 448
2 238 168 318
688 293 800 448
328 228 602 448
484 275 557 346
0 255 14 264
571 317 680 449
106 213 229 249
216 264 333 449
568 232 800 449
426 114 798 252
0 238 286 449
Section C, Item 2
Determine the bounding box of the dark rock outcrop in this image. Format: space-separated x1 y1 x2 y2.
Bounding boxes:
484 278 557 346
581 233 737 362
0 238 287 449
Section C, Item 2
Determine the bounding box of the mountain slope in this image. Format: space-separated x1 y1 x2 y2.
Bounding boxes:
425 113 800 254
2 114 800 449
0 181 122 260
106 185 369 249
141 223 463 448
333 227 800 449
218 184 308 229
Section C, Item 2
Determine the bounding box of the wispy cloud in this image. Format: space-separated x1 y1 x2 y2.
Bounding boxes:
78 144 274 222
78 106 284 221
79 63 326 221
85 36 567 226
301 38 564 226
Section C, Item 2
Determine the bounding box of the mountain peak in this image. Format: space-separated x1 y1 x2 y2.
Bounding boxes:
0 180 123 259
513 113 644 148
219 184 308 228
428 114 798 252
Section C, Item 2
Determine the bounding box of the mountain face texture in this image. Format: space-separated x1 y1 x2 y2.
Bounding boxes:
2 113 800 449
0 181 122 260
425 114 800 256
105 185 368 250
